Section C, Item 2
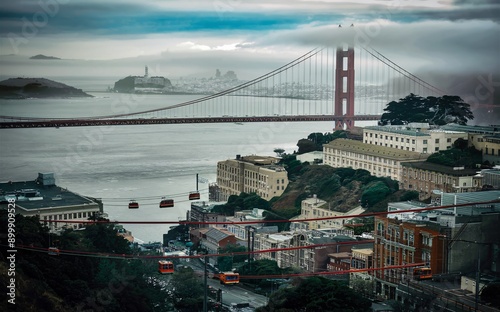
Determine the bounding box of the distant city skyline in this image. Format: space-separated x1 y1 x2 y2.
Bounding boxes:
0 0 499 113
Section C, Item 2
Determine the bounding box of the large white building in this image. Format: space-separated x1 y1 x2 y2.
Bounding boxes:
216 155 288 201
323 138 428 181
0 173 103 233
290 196 366 231
363 125 467 154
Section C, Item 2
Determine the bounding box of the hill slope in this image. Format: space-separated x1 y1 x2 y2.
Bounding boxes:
0 77 92 99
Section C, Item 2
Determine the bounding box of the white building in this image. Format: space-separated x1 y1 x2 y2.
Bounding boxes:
363 125 467 154
323 138 428 181
290 196 366 231
0 173 103 233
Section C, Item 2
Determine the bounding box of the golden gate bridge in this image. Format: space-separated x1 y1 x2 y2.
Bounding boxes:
0 46 445 129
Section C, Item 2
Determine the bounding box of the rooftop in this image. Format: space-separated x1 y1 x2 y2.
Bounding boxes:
440 123 500 135
0 179 99 211
401 161 479 176
205 227 234 242
238 155 280 165
324 139 428 160
364 125 430 137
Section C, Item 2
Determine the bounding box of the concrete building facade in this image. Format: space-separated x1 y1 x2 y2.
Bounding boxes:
400 161 482 200
216 155 288 201
363 125 467 154
323 138 428 181
373 216 446 300
0 173 103 233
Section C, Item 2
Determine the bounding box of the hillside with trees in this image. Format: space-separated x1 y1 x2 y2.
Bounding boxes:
0 212 170 312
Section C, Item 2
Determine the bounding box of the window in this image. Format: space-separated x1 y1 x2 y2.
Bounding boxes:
396 137 399 142
423 140 428 144
435 139 440 143
447 138 452 143
412 139 415 144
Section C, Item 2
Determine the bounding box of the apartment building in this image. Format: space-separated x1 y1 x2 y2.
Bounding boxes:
479 166 500 189
400 161 482 200
0 173 103 233
216 155 288 201
363 125 467 154
323 138 428 181
188 202 226 229
373 216 446 300
290 196 366 231
469 134 500 164
254 230 366 273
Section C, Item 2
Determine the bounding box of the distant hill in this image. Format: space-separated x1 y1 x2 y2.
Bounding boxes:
0 77 92 99
30 54 61 60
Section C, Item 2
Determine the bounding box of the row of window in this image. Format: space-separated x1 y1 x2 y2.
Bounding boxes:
325 150 399 165
43 211 95 221
365 132 452 145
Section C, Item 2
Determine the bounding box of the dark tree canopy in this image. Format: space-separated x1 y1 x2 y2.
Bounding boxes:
257 276 371 312
380 93 474 126
297 131 348 154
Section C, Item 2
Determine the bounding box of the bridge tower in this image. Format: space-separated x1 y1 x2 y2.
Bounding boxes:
334 46 355 130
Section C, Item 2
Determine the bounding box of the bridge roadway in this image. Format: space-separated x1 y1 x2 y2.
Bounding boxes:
0 115 380 128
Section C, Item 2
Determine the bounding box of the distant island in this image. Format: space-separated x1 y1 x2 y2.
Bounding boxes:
29 54 61 60
0 78 93 99
113 66 173 93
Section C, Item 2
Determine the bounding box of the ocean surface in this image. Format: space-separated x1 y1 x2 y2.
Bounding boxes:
0 88 376 243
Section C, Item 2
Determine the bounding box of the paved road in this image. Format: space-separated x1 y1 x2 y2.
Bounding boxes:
206 278 268 309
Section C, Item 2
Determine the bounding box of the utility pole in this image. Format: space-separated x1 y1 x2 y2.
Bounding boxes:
475 246 480 311
204 255 208 312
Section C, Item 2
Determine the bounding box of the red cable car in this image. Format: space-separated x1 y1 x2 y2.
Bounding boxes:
159 198 174 208
189 191 200 200
158 260 174 274
128 200 139 209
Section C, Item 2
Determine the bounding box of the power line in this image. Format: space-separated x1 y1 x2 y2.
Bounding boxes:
46 198 500 225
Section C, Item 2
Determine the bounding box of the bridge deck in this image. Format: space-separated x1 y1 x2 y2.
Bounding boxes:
0 115 380 128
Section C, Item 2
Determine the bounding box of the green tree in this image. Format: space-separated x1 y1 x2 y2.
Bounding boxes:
217 244 247 272
361 181 391 208
273 148 286 157
380 93 474 126
168 266 204 311
258 276 371 312
296 138 317 154
426 95 474 125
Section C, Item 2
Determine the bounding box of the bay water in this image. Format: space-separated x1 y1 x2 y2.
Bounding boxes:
0 91 374 243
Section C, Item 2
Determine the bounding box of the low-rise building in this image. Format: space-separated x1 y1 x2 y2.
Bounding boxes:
290 196 366 231
478 166 500 189
254 230 369 273
197 227 237 264
323 139 428 181
0 173 103 233
327 251 352 272
188 202 226 229
216 155 288 201
400 161 482 200
469 134 500 165
363 125 467 154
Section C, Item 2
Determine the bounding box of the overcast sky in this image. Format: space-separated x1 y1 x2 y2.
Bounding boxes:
0 0 499 121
